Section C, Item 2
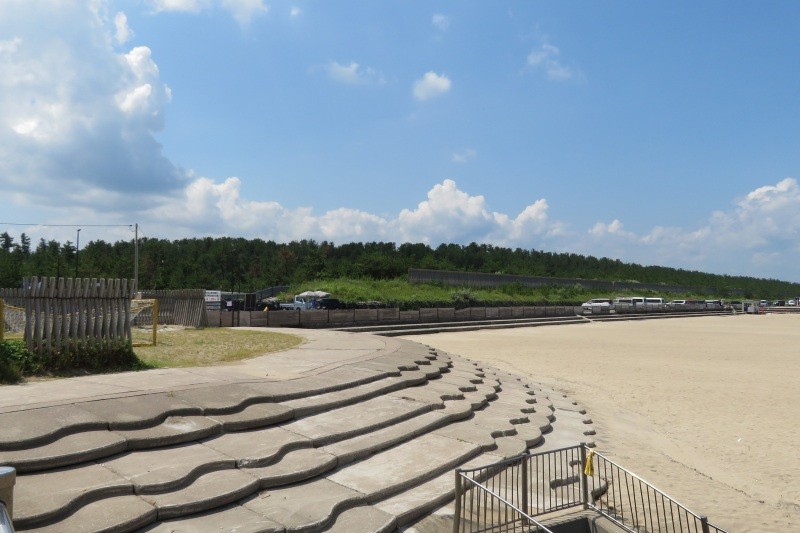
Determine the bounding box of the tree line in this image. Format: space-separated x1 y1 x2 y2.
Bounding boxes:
1 231 798 298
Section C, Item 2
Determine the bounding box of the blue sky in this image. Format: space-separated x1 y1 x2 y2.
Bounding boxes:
1 1 799 281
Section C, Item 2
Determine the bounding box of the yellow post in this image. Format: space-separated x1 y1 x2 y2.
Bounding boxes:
152 299 158 347
0 299 4 342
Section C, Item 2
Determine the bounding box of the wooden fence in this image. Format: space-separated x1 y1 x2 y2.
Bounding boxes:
0 277 134 356
136 289 208 328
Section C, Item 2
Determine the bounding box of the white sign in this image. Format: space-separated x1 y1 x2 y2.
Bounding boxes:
205 290 222 302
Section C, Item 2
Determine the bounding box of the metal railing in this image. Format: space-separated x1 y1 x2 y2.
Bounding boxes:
0 466 15 533
0 503 13 533
454 445 585 532
589 450 726 532
454 444 727 533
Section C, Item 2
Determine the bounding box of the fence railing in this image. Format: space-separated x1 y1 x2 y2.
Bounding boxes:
0 277 134 356
454 444 727 533
135 289 207 328
589 450 726 533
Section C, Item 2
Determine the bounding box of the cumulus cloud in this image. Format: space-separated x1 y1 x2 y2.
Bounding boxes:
114 12 133 45
527 41 575 81
588 219 634 238
582 178 800 277
0 0 182 206
143 177 562 248
325 61 385 85
413 71 451 101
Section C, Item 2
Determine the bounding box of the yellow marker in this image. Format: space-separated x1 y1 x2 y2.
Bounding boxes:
584 449 595 476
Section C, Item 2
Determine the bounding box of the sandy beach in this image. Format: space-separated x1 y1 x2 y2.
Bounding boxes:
408 313 800 532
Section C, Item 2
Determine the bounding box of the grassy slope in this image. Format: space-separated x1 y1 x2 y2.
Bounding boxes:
279 277 710 306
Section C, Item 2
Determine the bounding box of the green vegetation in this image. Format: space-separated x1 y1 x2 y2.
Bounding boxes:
1 329 303 384
280 277 714 309
134 328 302 368
0 340 30 383
0 339 143 383
2 232 799 298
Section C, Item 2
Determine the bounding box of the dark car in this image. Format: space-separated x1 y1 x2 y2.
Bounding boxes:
317 298 344 310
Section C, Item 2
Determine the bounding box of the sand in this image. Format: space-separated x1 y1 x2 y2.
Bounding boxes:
408 313 800 531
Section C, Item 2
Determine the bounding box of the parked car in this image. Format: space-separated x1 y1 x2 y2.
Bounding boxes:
279 296 315 310
666 300 686 307
773 300 786 306
581 298 612 312
317 298 344 310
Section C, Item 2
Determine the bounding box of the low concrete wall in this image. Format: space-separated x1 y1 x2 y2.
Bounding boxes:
207 305 583 329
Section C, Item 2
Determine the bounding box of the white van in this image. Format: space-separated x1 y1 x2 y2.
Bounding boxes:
614 297 645 304
613 296 645 313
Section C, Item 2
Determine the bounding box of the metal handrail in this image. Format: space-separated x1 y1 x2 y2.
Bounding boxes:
0 502 13 533
457 475 555 533
454 443 728 533
587 448 707 522
586 448 727 533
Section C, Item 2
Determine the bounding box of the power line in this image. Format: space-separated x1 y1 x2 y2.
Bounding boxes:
0 223 133 227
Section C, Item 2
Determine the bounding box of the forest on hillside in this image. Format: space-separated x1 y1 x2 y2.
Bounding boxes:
1 232 798 298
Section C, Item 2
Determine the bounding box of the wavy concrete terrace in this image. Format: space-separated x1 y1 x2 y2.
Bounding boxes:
0 329 596 532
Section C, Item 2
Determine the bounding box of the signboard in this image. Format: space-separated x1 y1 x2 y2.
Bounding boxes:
205 290 222 303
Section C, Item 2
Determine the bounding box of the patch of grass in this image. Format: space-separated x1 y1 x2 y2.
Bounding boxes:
133 328 303 368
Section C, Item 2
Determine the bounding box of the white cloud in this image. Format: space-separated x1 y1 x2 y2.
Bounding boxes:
150 0 207 13
452 148 476 164
588 219 634 238
142 177 562 248
114 12 133 45
222 0 269 26
325 61 384 85
0 0 182 205
150 0 268 25
582 178 800 276
290 6 302 17
413 71 451 101
432 14 450 31
527 41 575 81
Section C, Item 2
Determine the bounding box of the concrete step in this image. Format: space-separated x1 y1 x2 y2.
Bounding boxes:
372 318 588 337
334 315 585 334
10 340 598 533
22 494 156 533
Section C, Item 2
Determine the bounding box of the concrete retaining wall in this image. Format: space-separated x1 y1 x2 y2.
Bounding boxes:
207 305 583 329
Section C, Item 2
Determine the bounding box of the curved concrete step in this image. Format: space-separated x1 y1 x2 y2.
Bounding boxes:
22 494 156 533
11 340 597 533
15 369 479 527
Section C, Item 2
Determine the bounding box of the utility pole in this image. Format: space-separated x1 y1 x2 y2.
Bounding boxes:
134 223 139 292
75 228 81 278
